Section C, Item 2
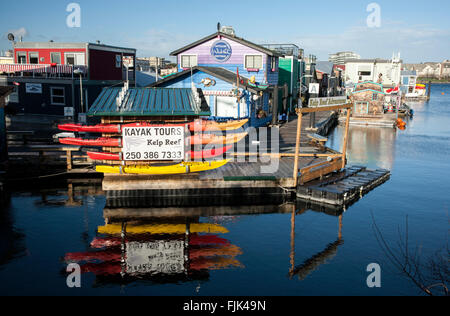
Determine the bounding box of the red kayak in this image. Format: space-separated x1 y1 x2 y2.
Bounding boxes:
60 137 120 147
86 145 232 161
58 119 248 134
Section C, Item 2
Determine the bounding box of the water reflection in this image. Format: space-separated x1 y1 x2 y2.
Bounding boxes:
328 125 397 170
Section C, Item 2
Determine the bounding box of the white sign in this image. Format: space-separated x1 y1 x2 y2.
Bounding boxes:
309 83 319 94
308 96 348 107
25 83 42 94
126 240 185 275
122 126 185 161
64 107 74 117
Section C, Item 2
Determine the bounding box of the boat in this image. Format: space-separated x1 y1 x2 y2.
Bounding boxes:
87 145 232 161
58 119 248 134
96 159 230 175
59 137 120 147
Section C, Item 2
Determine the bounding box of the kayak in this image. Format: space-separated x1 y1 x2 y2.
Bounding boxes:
59 132 247 147
58 119 248 133
59 137 120 147
87 145 232 161
96 159 230 175
191 132 247 145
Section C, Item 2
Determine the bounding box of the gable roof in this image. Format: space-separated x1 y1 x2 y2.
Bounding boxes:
170 32 283 57
150 66 269 93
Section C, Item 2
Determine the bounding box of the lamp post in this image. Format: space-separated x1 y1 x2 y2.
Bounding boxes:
73 68 84 113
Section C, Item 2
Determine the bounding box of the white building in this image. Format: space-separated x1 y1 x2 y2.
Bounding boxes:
345 54 402 88
329 51 360 65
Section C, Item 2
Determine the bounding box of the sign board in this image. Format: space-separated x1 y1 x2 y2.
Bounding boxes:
64 107 74 117
126 240 185 275
122 126 185 161
123 56 134 68
210 40 232 62
308 96 348 107
308 83 319 94
25 83 42 94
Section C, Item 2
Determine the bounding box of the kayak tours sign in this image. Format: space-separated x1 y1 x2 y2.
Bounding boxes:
122 126 185 161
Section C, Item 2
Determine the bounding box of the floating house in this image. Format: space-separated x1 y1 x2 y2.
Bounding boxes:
0 41 136 116
151 28 283 127
350 81 386 117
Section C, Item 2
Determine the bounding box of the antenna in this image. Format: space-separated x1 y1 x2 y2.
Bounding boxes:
217 22 221 32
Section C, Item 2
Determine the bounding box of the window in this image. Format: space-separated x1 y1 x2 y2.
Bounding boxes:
270 57 277 71
51 52 61 64
358 71 371 76
181 55 197 68
116 55 122 68
50 87 66 105
17 52 27 64
29 52 39 64
373 93 378 101
245 55 263 70
65 53 85 66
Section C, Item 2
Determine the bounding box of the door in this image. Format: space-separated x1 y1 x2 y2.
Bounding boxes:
216 96 238 118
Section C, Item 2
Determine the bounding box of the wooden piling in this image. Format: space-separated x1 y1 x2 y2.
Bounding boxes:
341 107 351 169
293 111 303 184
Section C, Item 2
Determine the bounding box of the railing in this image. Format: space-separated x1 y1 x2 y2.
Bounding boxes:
0 64 87 78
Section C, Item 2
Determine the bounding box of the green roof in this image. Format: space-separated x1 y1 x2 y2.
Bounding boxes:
88 87 210 117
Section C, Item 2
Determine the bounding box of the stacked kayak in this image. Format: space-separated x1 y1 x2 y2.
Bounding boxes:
96 160 230 175
59 132 247 147
58 119 248 133
87 145 232 161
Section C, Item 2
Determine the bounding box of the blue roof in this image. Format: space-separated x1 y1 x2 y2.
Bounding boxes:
88 87 210 117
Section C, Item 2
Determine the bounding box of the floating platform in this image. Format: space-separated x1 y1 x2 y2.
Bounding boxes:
296 166 390 206
339 115 396 128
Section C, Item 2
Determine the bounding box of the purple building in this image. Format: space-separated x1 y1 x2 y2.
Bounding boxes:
152 28 282 127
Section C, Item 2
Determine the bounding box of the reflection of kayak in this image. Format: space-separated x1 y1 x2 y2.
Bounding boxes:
60 132 246 147
60 137 120 147
96 160 229 175
58 119 248 133
87 145 232 161
98 223 229 235
90 235 231 249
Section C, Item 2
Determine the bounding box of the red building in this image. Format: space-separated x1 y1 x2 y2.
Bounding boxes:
0 41 136 116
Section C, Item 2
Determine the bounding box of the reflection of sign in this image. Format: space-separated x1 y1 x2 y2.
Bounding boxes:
308 96 348 107
25 83 42 94
122 126 185 161
210 40 232 62
308 83 319 94
126 241 185 275
64 107 74 117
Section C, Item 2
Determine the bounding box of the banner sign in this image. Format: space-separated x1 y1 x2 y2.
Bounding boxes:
308 83 319 94
308 96 348 107
122 126 185 161
25 83 42 94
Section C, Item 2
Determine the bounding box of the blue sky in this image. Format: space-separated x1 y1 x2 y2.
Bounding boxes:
1 0 449 63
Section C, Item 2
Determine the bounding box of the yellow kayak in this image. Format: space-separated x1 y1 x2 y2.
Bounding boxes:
202 119 248 132
98 223 229 235
96 159 230 175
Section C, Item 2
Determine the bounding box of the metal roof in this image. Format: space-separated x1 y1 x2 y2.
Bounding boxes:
87 87 210 117
170 32 283 57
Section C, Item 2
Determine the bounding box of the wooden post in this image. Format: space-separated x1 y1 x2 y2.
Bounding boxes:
427 81 432 100
66 149 73 171
272 85 279 126
293 111 303 184
341 107 351 169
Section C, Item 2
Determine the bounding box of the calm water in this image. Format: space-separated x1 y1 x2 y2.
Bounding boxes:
1 85 449 296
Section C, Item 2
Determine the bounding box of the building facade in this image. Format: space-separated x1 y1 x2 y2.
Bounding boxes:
329 51 361 65
0 41 136 116
350 81 386 117
152 29 282 127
